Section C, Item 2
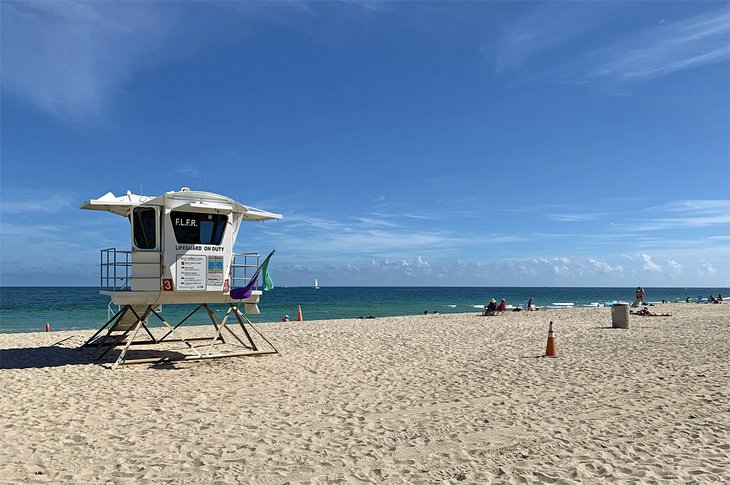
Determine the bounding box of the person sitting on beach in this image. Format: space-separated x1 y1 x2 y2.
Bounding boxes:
483 299 498 316
497 299 507 312
527 297 536 311
631 307 671 317
281 315 290 322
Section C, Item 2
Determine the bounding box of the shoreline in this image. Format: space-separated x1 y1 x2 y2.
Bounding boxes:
2 297 726 336
1 304 728 483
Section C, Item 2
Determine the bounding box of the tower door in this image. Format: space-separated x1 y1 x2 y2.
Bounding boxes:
131 206 161 291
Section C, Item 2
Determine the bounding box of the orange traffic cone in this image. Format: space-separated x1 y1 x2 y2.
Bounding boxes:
45 322 50 332
297 305 303 321
545 321 557 358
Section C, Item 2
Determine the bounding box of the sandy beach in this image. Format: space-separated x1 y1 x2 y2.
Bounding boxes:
1 304 728 484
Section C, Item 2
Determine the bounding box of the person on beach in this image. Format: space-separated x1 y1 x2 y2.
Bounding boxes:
632 287 645 307
483 299 498 316
527 298 536 311
497 299 507 312
631 307 671 317
282 315 290 322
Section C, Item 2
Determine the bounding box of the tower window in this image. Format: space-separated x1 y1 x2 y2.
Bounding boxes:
171 211 227 245
133 207 157 249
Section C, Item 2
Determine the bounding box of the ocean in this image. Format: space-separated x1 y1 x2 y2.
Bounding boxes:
1 286 727 334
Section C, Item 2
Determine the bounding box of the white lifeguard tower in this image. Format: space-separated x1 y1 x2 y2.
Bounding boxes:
80 187 282 366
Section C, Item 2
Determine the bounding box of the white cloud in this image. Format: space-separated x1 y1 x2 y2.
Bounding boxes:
588 258 624 274
667 259 683 273
588 7 730 82
351 217 399 228
530 257 571 276
549 213 601 222
176 165 200 179
0 193 75 214
641 253 662 272
0 1 383 121
1 1 175 120
701 262 718 274
491 5 730 88
628 199 730 231
268 252 727 286
270 216 454 260
635 214 730 231
493 2 615 74
650 199 730 213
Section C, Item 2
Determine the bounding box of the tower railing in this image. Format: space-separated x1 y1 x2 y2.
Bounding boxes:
100 249 258 293
230 252 261 291
100 248 162 291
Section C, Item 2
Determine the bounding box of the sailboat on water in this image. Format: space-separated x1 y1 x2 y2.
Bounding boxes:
314 278 320 289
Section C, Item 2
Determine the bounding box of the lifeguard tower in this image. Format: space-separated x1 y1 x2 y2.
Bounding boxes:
80 187 282 366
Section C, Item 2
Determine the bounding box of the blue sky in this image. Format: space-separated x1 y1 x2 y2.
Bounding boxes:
1 1 729 287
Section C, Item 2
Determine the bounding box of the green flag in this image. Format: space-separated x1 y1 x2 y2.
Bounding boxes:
261 250 275 291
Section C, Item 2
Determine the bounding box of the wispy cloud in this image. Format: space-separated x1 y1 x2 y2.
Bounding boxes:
1 1 175 121
176 164 200 179
350 217 399 228
635 214 730 231
491 4 729 87
369 211 436 221
277 225 454 259
632 199 730 231
645 199 730 213
0 220 124 255
548 212 604 222
492 2 616 75
257 209 531 263
588 7 730 82
0 1 322 121
0 192 75 215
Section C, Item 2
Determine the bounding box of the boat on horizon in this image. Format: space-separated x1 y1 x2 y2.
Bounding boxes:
314 278 320 289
